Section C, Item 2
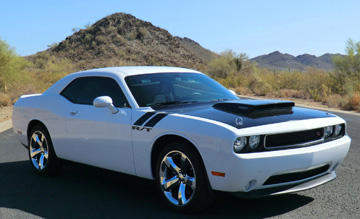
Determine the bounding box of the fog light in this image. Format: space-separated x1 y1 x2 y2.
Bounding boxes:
324 126 333 138
248 135 260 150
234 137 247 153
334 124 342 136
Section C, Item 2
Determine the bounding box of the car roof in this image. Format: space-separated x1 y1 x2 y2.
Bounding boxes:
44 66 203 95
75 66 202 77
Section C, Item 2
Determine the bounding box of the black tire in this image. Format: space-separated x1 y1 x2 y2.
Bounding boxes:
28 124 62 175
155 141 214 212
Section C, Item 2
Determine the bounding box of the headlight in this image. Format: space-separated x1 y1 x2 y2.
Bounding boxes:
234 137 247 153
334 124 342 136
324 126 333 138
248 135 260 150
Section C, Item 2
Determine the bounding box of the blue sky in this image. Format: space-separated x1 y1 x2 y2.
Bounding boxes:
1 0 359 58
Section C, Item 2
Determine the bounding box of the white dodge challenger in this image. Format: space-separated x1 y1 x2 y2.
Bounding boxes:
12 66 351 212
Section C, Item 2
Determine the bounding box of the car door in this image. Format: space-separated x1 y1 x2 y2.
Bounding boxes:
58 76 135 175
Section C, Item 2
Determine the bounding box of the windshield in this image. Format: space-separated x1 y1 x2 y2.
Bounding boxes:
125 73 239 107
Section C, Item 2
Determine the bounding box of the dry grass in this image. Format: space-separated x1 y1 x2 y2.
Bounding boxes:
0 93 11 107
346 92 360 112
325 94 349 109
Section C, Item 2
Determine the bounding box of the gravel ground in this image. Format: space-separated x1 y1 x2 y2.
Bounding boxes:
0 106 12 123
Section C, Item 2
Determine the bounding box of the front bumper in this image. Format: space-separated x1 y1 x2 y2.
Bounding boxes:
207 135 351 194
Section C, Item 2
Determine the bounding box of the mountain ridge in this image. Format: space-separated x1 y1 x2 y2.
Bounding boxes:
251 51 342 71
28 12 340 72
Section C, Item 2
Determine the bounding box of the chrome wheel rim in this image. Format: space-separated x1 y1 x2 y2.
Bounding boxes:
159 150 196 206
29 130 49 170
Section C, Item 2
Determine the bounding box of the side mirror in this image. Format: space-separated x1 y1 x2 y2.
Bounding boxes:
93 96 119 114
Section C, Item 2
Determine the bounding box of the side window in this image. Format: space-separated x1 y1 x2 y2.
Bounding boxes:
61 77 129 108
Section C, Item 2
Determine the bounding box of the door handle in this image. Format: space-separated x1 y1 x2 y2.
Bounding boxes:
70 110 78 115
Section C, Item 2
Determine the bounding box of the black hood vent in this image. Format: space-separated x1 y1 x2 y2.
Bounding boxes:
213 100 295 118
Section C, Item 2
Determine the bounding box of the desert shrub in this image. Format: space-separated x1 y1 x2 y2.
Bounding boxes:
0 93 11 106
234 86 253 95
84 22 92 30
72 27 80 33
346 92 360 111
252 82 273 96
84 33 93 42
138 27 149 39
113 34 127 45
271 89 309 99
47 42 58 49
325 94 348 108
116 49 126 58
28 55 76 92
107 26 117 33
95 35 107 44
216 72 246 88
207 50 252 79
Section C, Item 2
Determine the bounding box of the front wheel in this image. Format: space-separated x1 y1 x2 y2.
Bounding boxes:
28 125 62 175
155 141 214 212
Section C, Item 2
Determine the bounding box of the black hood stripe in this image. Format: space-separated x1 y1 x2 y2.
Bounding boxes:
144 113 168 127
133 112 156 126
151 101 334 129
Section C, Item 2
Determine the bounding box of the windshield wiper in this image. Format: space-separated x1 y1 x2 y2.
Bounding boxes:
210 98 234 102
148 101 199 107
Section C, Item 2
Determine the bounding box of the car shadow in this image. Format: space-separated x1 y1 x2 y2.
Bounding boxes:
0 161 314 218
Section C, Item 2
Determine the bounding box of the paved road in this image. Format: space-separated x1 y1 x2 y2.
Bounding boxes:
0 111 359 218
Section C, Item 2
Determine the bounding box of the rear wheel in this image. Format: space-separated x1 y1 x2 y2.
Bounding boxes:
28 125 62 175
155 141 214 212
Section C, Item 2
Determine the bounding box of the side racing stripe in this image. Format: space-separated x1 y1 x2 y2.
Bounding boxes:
133 112 156 126
144 113 168 127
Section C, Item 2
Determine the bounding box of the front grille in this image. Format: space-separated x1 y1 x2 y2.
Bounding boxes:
265 128 324 149
263 164 330 185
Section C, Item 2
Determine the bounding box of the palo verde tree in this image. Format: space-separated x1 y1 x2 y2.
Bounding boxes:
207 50 251 79
332 38 360 94
0 38 28 93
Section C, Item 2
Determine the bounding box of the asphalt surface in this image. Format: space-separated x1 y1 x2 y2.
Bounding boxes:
0 111 359 218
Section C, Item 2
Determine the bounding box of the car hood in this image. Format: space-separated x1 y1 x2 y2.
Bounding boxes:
151 99 335 129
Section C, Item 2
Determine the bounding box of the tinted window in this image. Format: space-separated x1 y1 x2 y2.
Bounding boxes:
125 73 238 107
61 77 129 107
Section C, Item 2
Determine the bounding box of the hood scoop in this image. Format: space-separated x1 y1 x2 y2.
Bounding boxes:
213 100 294 118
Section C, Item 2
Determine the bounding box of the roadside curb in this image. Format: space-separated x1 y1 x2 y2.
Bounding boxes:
0 119 12 133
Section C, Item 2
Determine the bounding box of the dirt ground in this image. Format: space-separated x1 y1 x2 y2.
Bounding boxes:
0 106 12 123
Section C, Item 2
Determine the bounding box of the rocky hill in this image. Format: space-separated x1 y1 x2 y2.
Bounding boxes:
31 13 216 70
251 51 342 71
175 37 218 62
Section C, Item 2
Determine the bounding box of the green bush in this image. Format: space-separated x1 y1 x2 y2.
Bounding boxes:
138 27 149 39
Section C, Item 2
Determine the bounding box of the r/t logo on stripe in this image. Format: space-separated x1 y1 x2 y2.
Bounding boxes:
132 112 168 132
